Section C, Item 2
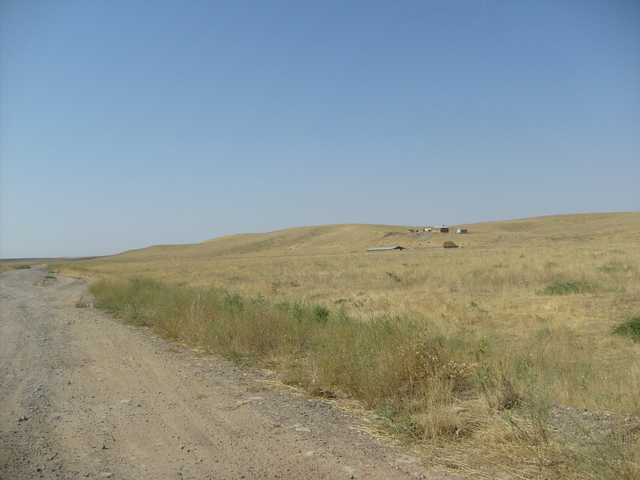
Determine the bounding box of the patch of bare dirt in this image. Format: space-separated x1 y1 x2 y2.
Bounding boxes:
32 275 58 286
548 405 640 448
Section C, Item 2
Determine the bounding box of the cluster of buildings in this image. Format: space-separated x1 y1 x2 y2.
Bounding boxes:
417 226 467 234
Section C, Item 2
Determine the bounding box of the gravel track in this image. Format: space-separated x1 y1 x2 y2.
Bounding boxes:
0 267 464 480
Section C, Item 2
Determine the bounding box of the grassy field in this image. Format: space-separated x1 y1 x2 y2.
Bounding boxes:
47 212 640 479
0 263 32 273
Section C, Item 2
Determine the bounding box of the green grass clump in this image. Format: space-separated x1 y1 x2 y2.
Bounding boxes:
539 280 599 295
612 317 640 343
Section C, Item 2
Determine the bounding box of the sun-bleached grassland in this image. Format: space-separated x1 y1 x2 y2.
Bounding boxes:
50 213 640 478
0 263 31 273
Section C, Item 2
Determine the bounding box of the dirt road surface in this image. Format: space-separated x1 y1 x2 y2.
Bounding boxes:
1 267 464 480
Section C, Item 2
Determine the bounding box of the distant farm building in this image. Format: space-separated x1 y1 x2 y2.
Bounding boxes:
443 241 458 248
366 246 406 252
437 226 449 233
456 229 468 234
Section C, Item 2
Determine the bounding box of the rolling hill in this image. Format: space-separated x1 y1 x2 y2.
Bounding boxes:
110 212 640 261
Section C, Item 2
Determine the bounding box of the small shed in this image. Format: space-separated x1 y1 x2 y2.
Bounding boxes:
366 246 405 252
456 229 468 234
437 225 449 233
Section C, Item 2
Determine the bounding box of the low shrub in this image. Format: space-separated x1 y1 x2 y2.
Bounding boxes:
539 280 599 295
612 317 640 343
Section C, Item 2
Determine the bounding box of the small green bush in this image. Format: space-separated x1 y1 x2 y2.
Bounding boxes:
313 305 330 323
612 317 640 343
539 281 599 295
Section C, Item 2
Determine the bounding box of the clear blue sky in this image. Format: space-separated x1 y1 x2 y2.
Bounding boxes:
2 1 639 258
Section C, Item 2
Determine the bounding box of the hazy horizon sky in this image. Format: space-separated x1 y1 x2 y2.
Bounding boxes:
2 1 639 258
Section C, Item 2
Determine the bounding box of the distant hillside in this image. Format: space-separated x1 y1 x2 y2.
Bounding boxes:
110 212 640 260
456 212 640 246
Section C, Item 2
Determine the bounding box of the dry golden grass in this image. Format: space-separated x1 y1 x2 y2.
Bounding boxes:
52 212 640 478
0 263 32 273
